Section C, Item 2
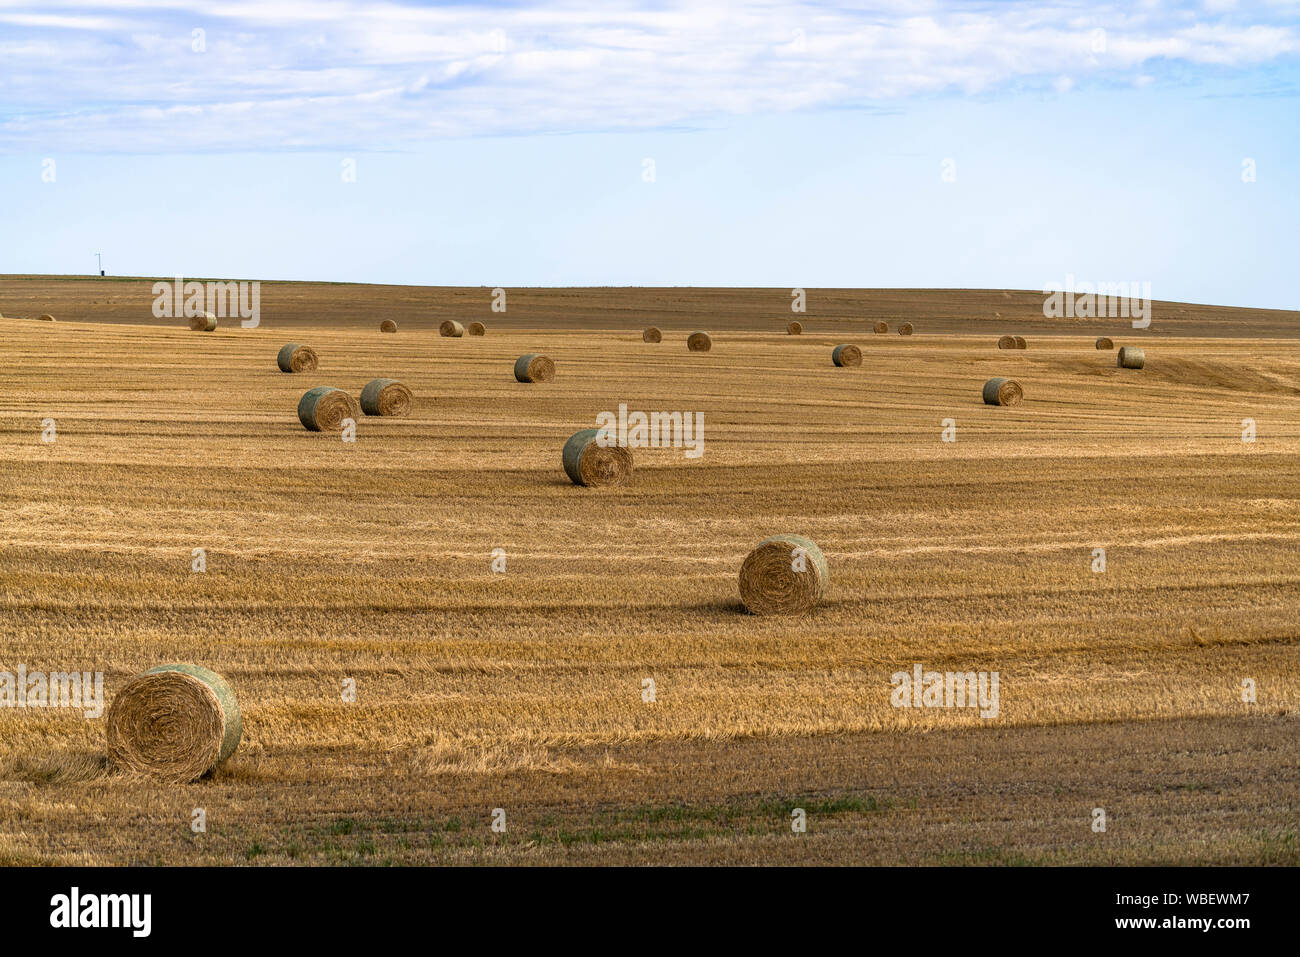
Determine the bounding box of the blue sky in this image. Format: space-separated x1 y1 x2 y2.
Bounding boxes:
1 1 1297 308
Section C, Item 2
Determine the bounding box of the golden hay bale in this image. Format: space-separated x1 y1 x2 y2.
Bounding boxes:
440 320 465 338
379 319 398 333
899 322 914 336
874 321 888 334
687 331 712 352
562 428 633 487
468 321 486 336
1096 337 1115 350
738 535 828 616
297 386 360 431
1013 335 1027 349
106 664 241 783
787 321 803 335
1118 346 1145 369
642 326 662 343
276 343 318 374
982 377 1023 406
997 335 1016 350
514 353 555 383
360 378 413 417
831 344 862 367
38 314 56 322
189 312 217 332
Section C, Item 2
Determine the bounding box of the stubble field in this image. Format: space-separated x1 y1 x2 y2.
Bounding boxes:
1 277 1297 865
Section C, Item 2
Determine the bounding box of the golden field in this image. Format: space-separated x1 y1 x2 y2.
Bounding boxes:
0 277 1297 865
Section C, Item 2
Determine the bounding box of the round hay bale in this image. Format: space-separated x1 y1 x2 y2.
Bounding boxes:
276 343 318 374
1095 337 1115 350
379 319 398 334
899 322 914 336
787 321 803 335
738 535 828 616
831 344 862 367
467 321 486 336
1117 346 1145 369
189 312 217 332
297 386 360 431
440 320 465 338
642 326 662 343
562 428 633 487
514 353 555 383
1013 335 1027 349
687 331 712 352
982 377 1023 406
874 321 888 334
997 335 1016 350
106 663 242 783
360 378 412 417
38 314 56 322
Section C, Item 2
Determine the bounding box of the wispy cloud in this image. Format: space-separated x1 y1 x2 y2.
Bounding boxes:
1 0 1297 151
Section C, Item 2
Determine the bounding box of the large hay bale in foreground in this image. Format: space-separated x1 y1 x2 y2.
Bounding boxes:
899 322 914 336
562 428 633 487
1095 337 1114 350
189 312 217 332
514 353 555 383
1118 346 1145 369
982 377 1023 406
297 386 360 431
738 535 828 616
687 331 712 352
379 319 398 334
276 343 318 374
997 335 1016 350
468 321 486 336
440 320 465 338
787 321 803 335
1013 335 1027 349
642 326 662 343
360 378 413 417
831 344 862 367
874 321 888 334
106 664 241 783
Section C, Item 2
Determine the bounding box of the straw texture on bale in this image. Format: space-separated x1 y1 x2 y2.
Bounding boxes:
360 378 413 417
787 321 803 335
276 343 318 374
468 321 486 336
1118 346 1145 369
738 535 828 616
874 321 888 334
379 319 397 333
297 386 360 431
562 428 634 487
997 335 1016 350
1014 336 1027 349
189 312 217 332
1095 337 1115 350
831 344 862 367
898 322 914 336
642 327 662 343
687 331 712 352
106 663 242 783
982 377 1023 406
514 353 555 383
440 320 465 338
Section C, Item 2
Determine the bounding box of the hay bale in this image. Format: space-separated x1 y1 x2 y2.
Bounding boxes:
514 353 556 383
106 663 241 783
687 331 712 352
1014 335 1027 349
1117 346 1145 369
642 326 662 343
360 378 413 417
874 321 888 334
276 343 318 374
440 320 465 338
379 319 398 334
982 377 1023 406
38 314 56 322
562 428 633 487
468 321 486 336
831 344 862 367
997 335 1016 350
738 535 828 616
297 386 360 431
1095 336 1115 350
899 322 914 336
787 321 803 335
189 312 217 332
